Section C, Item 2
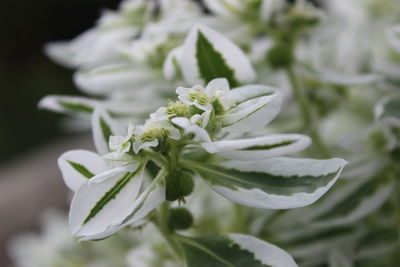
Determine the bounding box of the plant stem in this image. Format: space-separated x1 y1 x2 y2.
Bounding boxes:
232 204 246 233
155 202 183 260
286 66 331 158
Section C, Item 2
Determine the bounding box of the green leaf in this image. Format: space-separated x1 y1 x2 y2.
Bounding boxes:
67 160 95 179
192 162 337 195
177 234 297 267
100 117 113 145
92 108 119 155
376 95 400 122
58 101 94 113
186 157 346 209
82 170 137 225
307 178 394 228
240 141 295 151
196 31 239 87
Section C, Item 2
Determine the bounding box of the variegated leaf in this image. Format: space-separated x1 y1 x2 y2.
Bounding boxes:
39 95 155 117
178 233 298 267
375 95 400 126
58 150 109 191
219 85 282 133
180 24 255 86
45 27 137 69
74 63 159 96
70 163 145 239
202 134 311 160
308 179 394 229
187 157 347 209
92 108 123 155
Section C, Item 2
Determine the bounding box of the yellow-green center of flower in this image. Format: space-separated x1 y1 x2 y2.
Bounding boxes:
188 91 209 106
166 101 189 117
141 127 170 142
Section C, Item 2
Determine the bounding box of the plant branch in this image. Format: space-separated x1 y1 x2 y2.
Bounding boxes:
155 201 184 260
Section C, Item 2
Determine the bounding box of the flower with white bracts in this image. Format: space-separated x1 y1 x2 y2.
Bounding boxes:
176 78 234 127
56 78 346 241
132 117 180 154
103 123 135 161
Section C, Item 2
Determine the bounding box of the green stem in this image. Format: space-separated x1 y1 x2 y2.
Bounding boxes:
155 202 183 260
286 66 331 158
144 150 169 169
232 204 246 233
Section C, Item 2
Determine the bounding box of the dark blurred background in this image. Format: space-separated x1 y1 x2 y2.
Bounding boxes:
0 0 120 163
0 1 120 265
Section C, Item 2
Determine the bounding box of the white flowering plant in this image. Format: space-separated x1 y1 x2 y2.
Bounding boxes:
17 0 400 266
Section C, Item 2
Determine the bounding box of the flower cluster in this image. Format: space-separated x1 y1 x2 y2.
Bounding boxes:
58 78 346 241
32 0 400 266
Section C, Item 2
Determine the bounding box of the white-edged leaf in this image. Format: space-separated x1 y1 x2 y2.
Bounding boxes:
178 233 298 267
308 181 394 229
39 95 95 114
273 174 390 229
92 108 122 155
45 27 137 69
70 163 144 239
39 95 156 117
58 150 109 191
375 95 400 127
163 46 183 80
202 134 311 160
286 227 364 265
219 85 282 133
188 157 347 209
74 63 157 96
180 23 255 86
118 170 166 226
78 169 166 241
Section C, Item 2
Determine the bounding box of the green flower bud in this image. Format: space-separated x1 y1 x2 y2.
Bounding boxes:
165 169 194 202
168 207 194 231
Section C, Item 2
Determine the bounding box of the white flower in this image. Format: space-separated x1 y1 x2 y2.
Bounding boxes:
176 78 234 127
132 118 180 154
103 123 135 161
176 84 212 112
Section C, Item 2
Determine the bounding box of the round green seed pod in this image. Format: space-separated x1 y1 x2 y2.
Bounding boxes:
165 170 194 202
168 207 194 231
